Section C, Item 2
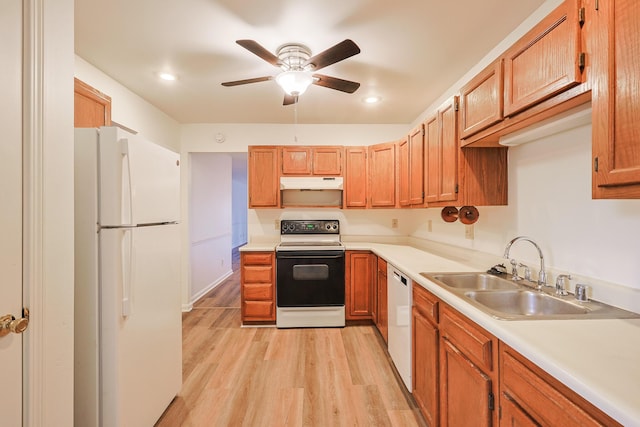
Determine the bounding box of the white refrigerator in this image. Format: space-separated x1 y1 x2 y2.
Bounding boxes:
74 127 182 427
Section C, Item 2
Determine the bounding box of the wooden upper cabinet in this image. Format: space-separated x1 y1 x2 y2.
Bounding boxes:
439 98 459 202
281 146 343 176
398 137 410 206
424 115 440 204
248 146 279 208
591 0 640 198
409 125 425 206
400 127 426 207
74 78 112 128
344 146 368 208
459 59 504 139
312 146 343 175
281 146 312 175
369 142 397 207
503 0 583 117
425 97 460 205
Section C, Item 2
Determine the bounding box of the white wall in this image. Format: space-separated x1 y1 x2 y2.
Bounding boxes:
181 123 408 151
187 153 233 307
231 155 248 247
74 56 181 152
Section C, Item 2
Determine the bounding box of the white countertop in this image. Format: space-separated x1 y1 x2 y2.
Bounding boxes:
240 240 640 425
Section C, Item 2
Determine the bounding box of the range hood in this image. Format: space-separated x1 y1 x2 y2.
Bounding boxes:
280 176 343 190
280 177 343 208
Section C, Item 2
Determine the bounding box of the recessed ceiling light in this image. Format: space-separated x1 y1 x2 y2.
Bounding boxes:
159 72 177 81
363 96 381 104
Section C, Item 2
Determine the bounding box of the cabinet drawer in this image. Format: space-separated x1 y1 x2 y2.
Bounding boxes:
243 283 273 301
440 305 494 372
242 265 273 283
243 300 274 319
413 284 439 324
242 252 273 265
500 346 615 426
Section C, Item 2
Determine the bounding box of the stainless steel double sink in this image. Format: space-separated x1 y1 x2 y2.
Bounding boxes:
420 272 640 320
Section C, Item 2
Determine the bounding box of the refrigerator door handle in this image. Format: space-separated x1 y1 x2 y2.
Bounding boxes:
120 138 134 226
121 228 133 317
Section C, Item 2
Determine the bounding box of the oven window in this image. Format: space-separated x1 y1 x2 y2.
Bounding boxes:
293 264 329 281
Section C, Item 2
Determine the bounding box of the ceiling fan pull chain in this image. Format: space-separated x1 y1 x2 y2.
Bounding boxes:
294 102 299 143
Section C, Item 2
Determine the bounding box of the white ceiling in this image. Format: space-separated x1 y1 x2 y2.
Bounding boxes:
75 0 545 125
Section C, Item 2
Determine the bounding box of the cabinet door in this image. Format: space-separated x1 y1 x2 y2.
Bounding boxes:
413 307 439 426
503 0 582 116
424 115 440 203
74 78 112 128
398 137 410 206
281 146 311 175
376 257 388 343
345 251 374 320
440 338 493 427
500 394 539 427
439 97 459 203
408 125 425 205
424 97 459 205
460 59 503 139
312 146 343 176
592 0 640 198
368 142 397 207
344 147 368 208
248 146 279 208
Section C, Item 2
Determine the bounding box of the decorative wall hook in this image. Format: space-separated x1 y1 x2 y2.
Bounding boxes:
440 206 479 224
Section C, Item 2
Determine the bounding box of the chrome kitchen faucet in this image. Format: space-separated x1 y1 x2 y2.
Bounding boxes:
503 236 547 290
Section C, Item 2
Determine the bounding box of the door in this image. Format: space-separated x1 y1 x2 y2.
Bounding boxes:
0 0 24 425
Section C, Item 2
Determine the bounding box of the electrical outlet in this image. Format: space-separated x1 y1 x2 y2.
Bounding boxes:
275 219 280 230
427 220 432 232
465 224 474 240
392 218 398 228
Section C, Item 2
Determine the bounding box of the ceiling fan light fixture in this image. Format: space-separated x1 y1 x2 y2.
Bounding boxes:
276 70 314 96
363 96 381 104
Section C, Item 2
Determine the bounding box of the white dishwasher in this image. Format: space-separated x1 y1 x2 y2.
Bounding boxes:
387 264 412 390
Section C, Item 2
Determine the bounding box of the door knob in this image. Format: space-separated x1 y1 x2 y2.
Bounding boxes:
0 308 29 337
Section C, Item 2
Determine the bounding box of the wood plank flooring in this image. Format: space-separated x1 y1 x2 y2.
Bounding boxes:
156 247 424 427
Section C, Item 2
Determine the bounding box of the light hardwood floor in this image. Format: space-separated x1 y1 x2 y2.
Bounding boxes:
156 248 424 427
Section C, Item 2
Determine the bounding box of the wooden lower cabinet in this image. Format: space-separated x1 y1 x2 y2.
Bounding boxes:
410 287 621 426
439 305 498 426
240 251 275 323
375 257 388 342
499 343 622 426
412 284 439 426
345 251 375 320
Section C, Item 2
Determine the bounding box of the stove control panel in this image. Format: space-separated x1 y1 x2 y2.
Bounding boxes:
280 219 340 235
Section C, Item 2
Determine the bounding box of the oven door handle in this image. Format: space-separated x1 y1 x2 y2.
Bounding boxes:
276 254 344 260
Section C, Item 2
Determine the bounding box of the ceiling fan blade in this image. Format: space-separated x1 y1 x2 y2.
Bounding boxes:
304 39 360 71
236 40 281 66
221 76 273 87
283 94 298 106
312 74 360 93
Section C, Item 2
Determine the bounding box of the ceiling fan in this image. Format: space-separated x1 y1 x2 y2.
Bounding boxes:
221 39 361 105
